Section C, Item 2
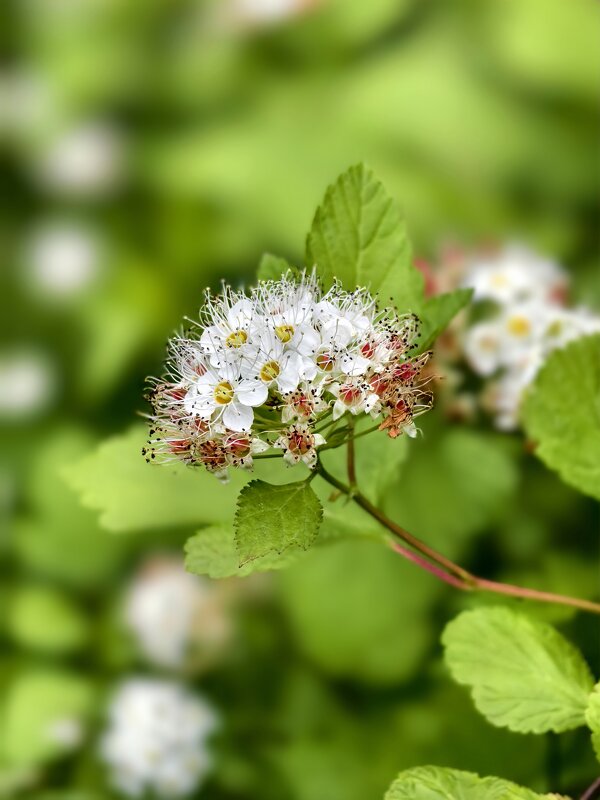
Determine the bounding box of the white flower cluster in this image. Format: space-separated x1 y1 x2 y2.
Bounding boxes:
460 245 600 429
124 557 232 670
100 678 218 798
145 272 432 479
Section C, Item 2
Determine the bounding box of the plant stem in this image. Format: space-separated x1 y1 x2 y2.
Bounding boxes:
315 462 600 616
581 777 600 800
347 419 357 488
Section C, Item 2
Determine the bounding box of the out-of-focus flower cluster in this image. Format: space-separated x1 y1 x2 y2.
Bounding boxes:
124 556 234 671
428 244 600 430
100 678 217 798
145 272 432 480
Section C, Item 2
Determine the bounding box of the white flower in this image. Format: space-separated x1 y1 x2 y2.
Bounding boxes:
184 362 267 432
0 350 56 420
24 219 100 298
462 244 567 306
100 678 218 799
124 557 233 670
199 293 256 368
35 121 124 197
274 424 326 468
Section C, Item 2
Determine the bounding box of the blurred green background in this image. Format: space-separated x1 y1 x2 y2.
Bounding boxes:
1 0 599 797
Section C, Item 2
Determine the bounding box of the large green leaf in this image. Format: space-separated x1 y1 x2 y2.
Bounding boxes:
256 253 298 282
279 537 439 685
385 766 558 800
522 334 600 500
585 683 600 763
306 164 424 311
234 480 323 565
63 425 248 532
185 523 306 578
0 669 94 767
442 607 595 733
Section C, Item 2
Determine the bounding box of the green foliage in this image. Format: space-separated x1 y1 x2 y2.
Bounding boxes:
7 586 88 655
185 523 305 578
63 425 248 532
306 164 422 309
585 683 600 763
382 427 518 556
384 766 555 800
417 288 473 352
279 537 438 685
0 669 94 767
442 607 595 734
522 334 600 500
14 429 131 587
234 480 323 565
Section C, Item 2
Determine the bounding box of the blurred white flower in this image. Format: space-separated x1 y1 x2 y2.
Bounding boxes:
35 121 125 197
223 0 321 29
24 220 100 298
45 717 84 750
100 678 218 798
462 244 567 306
0 351 55 420
124 557 233 670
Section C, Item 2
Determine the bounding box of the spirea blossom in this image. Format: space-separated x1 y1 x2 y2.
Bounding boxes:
424 244 600 430
145 272 432 480
124 556 233 670
100 678 218 798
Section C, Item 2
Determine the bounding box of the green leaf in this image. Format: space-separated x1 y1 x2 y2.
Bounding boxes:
0 669 94 767
385 766 556 800
256 253 298 282
522 334 600 500
442 606 594 734
234 480 323 565
417 288 473 352
279 537 439 685
63 425 248 532
585 683 600 763
185 524 306 578
306 164 424 311
7 586 88 655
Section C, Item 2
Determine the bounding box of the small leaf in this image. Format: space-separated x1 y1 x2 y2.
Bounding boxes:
385 766 556 800
522 334 600 500
185 524 305 578
234 480 323 565
63 425 248 532
306 164 424 312
585 683 600 763
442 606 594 734
417 288 473 352
256 253 299 282
7 586 88 655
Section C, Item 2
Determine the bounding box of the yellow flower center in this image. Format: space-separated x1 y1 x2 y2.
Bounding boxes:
260 360 280 383
213 381 234 405
225 330 248 348
316 352 334 372
491 273 509 288
506 316 531 338
275 324 294 343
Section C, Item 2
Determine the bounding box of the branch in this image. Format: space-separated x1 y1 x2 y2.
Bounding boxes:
315 462 600 616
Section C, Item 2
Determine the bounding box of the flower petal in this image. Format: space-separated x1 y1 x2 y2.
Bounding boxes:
223 402 253 432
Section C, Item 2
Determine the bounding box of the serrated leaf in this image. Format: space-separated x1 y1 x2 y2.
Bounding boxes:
417 288 473 352
234 480 323 565
185 524 306 578
279 537 438 685
306 164 424 311
63 425 248 532
385 766 556 800
442 606 594 734
256 253 298 282
7 586 88 655
522 334 600 500
585 683 600 763
0 669 94 767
